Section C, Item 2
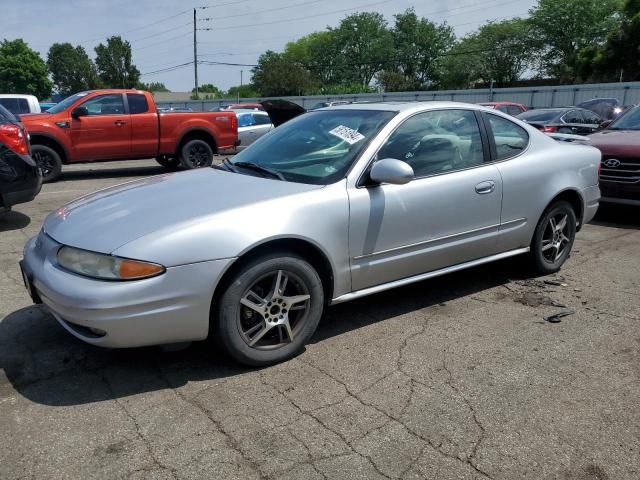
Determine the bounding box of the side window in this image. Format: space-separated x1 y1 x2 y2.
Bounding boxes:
497 105 510 114
377 109 485 178
487 114 529 160
127 94 148 114
238 114 255 127
583 111 601 125
508 105 524 116
562 110 583 124
81 94 125 115
253 114 271 125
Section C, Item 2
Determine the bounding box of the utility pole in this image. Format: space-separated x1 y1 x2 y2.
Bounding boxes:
238 70 243 102
193 8 199 99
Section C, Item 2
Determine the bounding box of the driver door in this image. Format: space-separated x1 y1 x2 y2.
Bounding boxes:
70 93 131 161
348 109 503 291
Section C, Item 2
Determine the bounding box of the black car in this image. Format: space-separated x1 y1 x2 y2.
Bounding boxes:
0 105 42 212
516 107 604 135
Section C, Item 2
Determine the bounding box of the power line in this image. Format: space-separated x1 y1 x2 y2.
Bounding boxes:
213 0 330 20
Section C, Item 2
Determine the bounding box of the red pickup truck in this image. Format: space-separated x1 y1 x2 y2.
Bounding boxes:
20 89 238 182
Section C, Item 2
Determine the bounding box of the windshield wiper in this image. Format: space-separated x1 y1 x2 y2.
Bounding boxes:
216 158 238 172
232 161 286 181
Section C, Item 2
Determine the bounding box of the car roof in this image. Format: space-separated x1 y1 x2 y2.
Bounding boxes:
328 101 490 113
0 94 38 99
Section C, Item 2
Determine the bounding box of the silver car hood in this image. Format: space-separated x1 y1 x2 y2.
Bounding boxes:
44 168 322 254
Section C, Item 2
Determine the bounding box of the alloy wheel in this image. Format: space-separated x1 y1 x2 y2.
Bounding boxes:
186 144 210 168
237 270 311 350
541 213 571 263
33 150 55 178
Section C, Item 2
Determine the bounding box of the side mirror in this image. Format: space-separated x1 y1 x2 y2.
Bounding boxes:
599 120 612 129
370 158 414 185
71 106 88 119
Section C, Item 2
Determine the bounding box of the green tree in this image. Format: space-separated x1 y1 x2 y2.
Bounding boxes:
285 31 346 86
528 0 622 82
94 36 140 88
331 12 394 87
0 39 52 99
388 8 454 90
252 51 315 96
578 0 640 81
47 43 98 96
226 84 260 98
137 81 169 92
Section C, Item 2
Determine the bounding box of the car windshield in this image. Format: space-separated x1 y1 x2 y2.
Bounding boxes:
517 109 562 122
227 109 396 185
608 106 640 130
47 92 90 114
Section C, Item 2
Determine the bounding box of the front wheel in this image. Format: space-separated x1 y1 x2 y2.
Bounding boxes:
213 254 324 366
180 139 213 169
31 145 62 183
530 201 577 274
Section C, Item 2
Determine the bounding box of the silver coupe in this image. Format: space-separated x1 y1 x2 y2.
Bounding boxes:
20 102 601 366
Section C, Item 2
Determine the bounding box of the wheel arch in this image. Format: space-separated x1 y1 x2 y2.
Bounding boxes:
29 133 69 164
176 128 218 157
547 188 584 231
210 237 336 324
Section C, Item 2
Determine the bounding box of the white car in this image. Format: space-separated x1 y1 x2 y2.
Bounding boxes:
236 110 273 149
0 94 41 115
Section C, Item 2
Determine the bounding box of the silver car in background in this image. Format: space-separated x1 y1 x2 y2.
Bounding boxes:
20 102 600 366
236 110 273 149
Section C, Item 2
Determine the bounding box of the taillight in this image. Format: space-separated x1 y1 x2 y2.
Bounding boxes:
543 125 558 133
0 123 29 155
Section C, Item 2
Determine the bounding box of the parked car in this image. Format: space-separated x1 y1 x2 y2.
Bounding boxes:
0 105 42 213
20 102 600 366
308 100 353 110
517 107 604 135
236 110 273 149
577 98 624 121
220 103 265 111
0 94 41 115
589 104 640 206
39 102 57 112
478 101 527 116
19 89 238 182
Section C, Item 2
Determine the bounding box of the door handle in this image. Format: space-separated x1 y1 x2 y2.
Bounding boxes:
114 120 127 126
475 180 496 195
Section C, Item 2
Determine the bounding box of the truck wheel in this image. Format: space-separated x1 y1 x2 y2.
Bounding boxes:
180 140 213 169
32 145 62 183
156 155 180 170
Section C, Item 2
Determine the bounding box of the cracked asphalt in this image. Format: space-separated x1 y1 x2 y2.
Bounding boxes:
1 159 639 480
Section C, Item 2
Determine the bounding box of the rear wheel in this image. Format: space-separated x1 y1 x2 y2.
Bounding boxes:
213 254 324 366
31 145 62 183
180 139 213 169
530 201 576 274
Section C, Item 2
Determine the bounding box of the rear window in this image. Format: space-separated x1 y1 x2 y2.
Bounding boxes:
127 93 148 114
253 114 271 125
0 98 30 114
517 110 562 122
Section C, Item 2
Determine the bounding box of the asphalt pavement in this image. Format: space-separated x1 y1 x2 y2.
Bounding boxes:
1 159 639 479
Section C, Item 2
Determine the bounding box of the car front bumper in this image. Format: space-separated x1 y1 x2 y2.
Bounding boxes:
20 231 233 348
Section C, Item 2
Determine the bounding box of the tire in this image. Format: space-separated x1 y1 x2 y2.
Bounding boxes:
180 139 214 169
31 144 62 183
530 200 577 274
156 155 181 170
213 254 324 366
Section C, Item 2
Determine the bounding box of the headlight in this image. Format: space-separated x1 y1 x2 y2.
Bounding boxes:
57 246 165 281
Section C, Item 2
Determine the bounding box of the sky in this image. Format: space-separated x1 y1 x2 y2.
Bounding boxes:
4 0 538 92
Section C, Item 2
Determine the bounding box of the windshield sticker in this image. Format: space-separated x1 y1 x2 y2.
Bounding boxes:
328 125 365 145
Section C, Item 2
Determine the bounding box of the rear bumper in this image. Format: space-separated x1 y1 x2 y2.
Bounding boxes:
0 150 42 208
20 232 233 348
581 185 600 226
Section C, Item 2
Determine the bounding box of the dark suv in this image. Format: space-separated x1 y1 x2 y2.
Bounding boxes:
0 105 42 212
589 105 640 206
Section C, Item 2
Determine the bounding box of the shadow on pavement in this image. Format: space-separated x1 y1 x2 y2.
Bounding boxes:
0 257 528 407
58 164 168 182
591 203 640 230
0 210 31 232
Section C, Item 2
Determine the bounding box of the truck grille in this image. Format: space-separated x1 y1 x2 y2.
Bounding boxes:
600 157 640 184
